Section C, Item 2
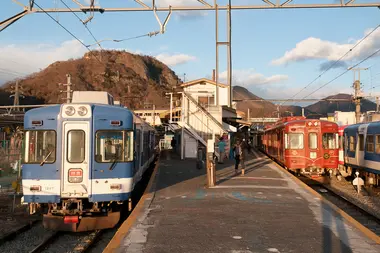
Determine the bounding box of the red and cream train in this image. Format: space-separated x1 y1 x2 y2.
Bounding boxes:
260 117 339 177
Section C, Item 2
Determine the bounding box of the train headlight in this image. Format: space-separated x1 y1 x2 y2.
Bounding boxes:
65 106 75 116
78 106 88 116
310 152 317 159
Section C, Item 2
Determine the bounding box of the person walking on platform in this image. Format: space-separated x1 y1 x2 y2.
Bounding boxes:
218 137 226 164
233 140 242 175
240 139 248 175
171 137 176 151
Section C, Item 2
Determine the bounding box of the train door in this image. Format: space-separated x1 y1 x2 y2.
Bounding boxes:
61 122 90 198
134 129 141 175
308 131 318 161
356 125 367 165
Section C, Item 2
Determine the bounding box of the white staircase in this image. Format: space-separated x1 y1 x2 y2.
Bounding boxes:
168 92 227 159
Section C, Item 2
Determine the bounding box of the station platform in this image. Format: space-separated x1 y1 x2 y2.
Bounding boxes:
105 150 380 253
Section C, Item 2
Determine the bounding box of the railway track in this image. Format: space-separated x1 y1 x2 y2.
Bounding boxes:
29 230 103 253
299 176 380 237
0 157 158 253
0 219 105 253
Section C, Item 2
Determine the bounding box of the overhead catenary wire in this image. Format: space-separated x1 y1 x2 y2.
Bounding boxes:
302 46 380 99
33 1 102 63
59 0 103 50
281 24 380 106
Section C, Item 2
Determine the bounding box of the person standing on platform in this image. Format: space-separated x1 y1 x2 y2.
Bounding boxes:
233 140 242 175
217 137 226 164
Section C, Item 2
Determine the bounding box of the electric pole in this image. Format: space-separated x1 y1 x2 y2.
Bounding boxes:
350 67 368 123
153 104 156 127
59 74 73 103
10 80 24 112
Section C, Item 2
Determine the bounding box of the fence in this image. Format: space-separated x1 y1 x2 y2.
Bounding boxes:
0 137 22 176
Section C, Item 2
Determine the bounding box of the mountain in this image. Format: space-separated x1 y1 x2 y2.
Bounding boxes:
233 86 277 118
305 93 376 115
232 87 377 119
2 50 182 109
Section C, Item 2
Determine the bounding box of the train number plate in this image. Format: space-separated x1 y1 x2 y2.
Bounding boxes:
68 169 83 183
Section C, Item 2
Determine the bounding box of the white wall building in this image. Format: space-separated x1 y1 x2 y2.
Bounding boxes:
181 78 229 107
334 111 356 126
134 109 167 126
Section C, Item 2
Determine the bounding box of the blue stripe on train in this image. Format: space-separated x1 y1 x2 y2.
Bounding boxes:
22 164 134 180
345 163 380 175
89 192 131 202
24 195 61 203
23 193 131 203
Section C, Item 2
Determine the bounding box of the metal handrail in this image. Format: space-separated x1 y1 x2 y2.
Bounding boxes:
183 92 224 130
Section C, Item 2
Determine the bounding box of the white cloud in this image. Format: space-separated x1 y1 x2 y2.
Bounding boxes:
219 68 288 86
83 0 100 5
155 53 196 66
0 40 87 83
272 27 380 66
155 0 208 19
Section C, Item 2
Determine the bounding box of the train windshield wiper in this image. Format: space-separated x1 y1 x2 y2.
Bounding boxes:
40 151 53 166
109 148 124 171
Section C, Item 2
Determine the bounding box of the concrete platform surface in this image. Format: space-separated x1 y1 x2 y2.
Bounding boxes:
111 150 380 253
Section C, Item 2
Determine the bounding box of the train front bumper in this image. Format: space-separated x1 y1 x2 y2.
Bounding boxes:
43 212 120 232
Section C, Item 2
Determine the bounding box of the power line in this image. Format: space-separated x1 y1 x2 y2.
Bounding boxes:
282 24 380 105
33 1 102 63
302 46 380 99
59 0 103 50
0 67 29 77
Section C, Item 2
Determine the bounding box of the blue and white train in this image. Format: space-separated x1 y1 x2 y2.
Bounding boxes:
22 91 157 232
343 121 380 187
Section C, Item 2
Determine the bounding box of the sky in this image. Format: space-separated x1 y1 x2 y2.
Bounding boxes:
1 0 380 106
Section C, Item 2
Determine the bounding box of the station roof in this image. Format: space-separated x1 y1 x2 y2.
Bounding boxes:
180 78 228 88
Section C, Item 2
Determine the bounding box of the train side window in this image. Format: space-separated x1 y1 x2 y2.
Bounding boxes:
366 135 374 153
67 130 85 163
358 134 364 151
349 136 355 151
287 133 304 149
308 133 318 149
24 130 56 164
376 135 380 154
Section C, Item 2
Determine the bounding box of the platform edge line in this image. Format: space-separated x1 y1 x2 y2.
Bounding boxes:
267 154 380 245
103 153 161 253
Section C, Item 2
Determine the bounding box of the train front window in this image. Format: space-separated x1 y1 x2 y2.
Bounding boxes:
67 130 85 163
287 133 304 149
308 133 317 149
24 130 56 164
95 131 134 163
322 133 338 149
